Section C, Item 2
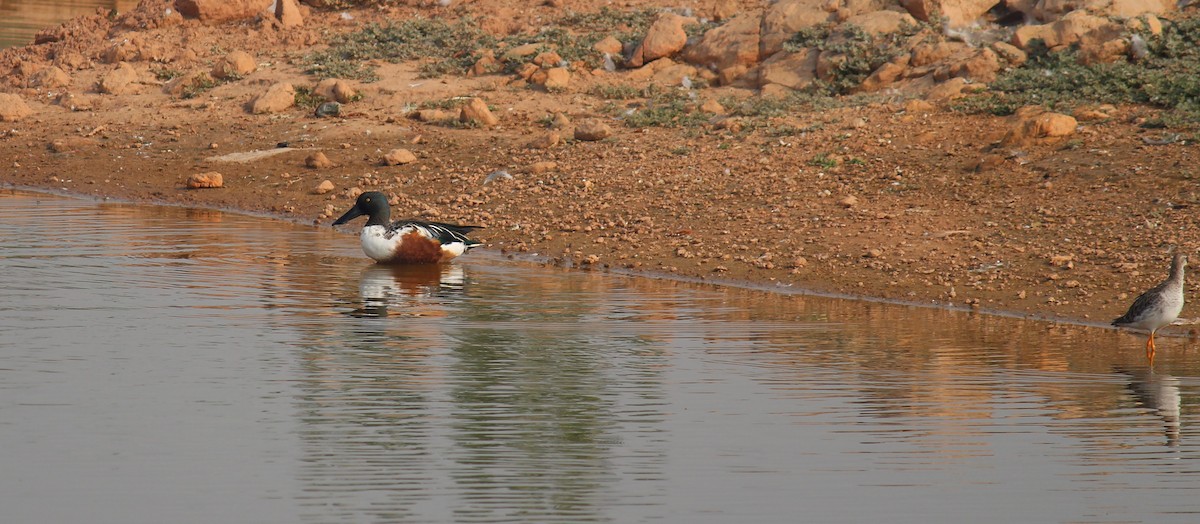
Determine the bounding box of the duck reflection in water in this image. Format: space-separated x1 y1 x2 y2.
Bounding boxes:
1117 367 1182 447
348 263 467 318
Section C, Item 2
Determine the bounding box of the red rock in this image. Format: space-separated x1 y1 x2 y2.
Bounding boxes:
314 180 335 194
758 48 819 89
249 82 295 114
759 0 834 56
527 132 561 149
382 149 417 166
950 48 1000 83
412 109 450 122
459 98 499 127
30 66 70 89
844 11 917 35
926 77 968 103
275 0 303 27
306 152 334 169
211 51 256 80
163 71 214 98
542 67 571 91
858 60 907 92
899 0 999 27
1001 109 1077 146
532 51 564 67
186 172 223 189
592 36 623 55
315 79 355 103
574 120 613 141
637 13 691 64
98 62 140 95
0 93 33 122
174 0 272 23
683 11 762 83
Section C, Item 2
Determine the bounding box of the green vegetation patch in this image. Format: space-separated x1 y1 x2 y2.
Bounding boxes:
302 8 671 82
618 86 709 128
955 18 1200 125
303 18 497 81
784 22 932 96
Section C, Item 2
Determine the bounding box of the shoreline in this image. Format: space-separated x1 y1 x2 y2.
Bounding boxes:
2 2 1199 338
1 183 1150 335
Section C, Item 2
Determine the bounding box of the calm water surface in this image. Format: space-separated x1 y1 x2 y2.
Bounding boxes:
4 189 1200 523
0 0 138 49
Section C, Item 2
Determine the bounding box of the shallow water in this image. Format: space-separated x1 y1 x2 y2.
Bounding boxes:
4 189 1200 523
0 0 137 49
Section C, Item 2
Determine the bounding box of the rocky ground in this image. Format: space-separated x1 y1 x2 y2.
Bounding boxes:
1 0 1199 328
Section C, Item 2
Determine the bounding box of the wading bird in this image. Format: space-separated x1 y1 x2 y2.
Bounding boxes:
1113 252 1186 365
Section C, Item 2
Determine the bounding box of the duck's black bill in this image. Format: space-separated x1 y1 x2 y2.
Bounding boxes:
332 205 364 226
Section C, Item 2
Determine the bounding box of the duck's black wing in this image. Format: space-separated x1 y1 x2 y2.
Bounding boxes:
392 220 484 247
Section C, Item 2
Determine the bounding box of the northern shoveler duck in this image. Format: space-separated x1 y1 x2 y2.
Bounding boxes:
1113 252 1186 365
332 191 482 264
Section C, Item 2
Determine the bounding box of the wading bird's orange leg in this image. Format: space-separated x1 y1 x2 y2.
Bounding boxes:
1146 332 1157 366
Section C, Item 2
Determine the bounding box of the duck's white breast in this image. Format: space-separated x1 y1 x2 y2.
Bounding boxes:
360 225 398 262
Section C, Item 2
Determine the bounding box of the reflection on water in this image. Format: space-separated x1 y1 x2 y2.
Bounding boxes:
5 189 1200 523
350 264 467 317
1120 367 1182 447
0 0 138 49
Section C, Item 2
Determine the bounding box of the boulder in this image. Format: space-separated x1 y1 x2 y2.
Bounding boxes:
314 180 335 194
249 82 295 114
542 67 571 91
186 172 224 189
899 0 998 27
574 120 613 141
470 54 500 76
903 98 935 113
950 48 1000 82
305 152 333 168
1013 11 1111 50
459 98 499 127
1034 0 1175 22
910 42 968 67
683 11 763 84
55 92 97 112
527 132 561 149
550 112 572 129
533 51 564 67
700 98 726 114
844 11 917 35
314 78 356 103
382 148 417 166
1001 108 1077 146
274 0 303 27
30 66 71 89
857 59 907 91
211 50 256 80
757 48 819 90
529 161 558 174
592 36 623 55
631 13 691 66
759 0 835 56
0 93 33 122
98 62 140 95
174 0 272 23
412 109 451 122
163 71 214 98
990 41 1026 67
925 77 969 103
